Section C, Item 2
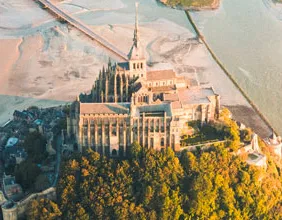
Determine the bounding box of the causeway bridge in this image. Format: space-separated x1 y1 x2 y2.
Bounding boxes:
37 0 129 61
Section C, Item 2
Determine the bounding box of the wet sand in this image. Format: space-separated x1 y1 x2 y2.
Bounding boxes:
0 0 272 138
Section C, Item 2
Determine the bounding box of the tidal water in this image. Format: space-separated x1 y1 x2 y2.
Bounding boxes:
191 0 282 135
2 0 281 135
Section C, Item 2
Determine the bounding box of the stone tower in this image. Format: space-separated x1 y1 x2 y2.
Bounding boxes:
128 2 146 79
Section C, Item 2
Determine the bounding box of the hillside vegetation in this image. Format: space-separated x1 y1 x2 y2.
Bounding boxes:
159 0 218 9
27 139 282 219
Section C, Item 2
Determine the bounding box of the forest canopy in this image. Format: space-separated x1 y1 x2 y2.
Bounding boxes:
28 141 282 220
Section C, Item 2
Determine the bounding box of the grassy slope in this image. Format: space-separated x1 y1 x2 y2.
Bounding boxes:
164 0 216 8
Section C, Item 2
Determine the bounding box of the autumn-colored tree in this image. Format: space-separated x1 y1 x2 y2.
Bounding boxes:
56 139 282 219
27 198 61 220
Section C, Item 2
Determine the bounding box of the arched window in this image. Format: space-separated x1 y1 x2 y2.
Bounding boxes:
112 149 118 156
133 63 136 69
141 63 143 69
137 63 139 69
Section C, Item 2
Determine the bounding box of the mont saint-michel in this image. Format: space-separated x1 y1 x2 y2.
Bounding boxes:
0 0 282 219
67 4 219 155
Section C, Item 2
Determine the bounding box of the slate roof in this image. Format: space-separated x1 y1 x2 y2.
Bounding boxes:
117 62 130 71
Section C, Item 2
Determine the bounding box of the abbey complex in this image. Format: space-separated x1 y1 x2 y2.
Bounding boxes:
67 4 220 156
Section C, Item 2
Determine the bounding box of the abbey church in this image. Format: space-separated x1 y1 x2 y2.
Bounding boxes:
67 3 220 156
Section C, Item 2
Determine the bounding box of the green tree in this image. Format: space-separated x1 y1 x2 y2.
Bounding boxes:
128 141 142 159
34 174 50 192
15 159 41 190
24 131 47 163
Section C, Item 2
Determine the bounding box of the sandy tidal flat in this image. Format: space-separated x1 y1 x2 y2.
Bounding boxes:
0 0 272 137
0 39 22 93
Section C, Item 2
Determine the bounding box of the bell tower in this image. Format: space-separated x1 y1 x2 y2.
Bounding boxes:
128 2 146 79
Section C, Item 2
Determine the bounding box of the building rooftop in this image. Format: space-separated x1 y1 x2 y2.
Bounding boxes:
163 87 216 107
80 103 130 115
163 93 179 102
150 86 175 92
178 87 215 105
147 69 176 81
117 62 130 71
4 176 16 186
136 103 172 117
5 137 18 148
171 101 182 109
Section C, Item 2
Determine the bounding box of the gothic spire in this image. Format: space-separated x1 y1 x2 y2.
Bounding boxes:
128 2 145 60
133 2 140 47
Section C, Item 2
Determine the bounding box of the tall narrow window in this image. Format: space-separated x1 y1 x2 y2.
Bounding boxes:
141 63 143 69
133 63 136 69
161 138 165 146
137 63 139 69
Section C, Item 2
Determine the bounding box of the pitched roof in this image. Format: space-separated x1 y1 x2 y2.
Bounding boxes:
163 93 179 102
147 69 176 81
117 62 130 71
178 88 215 105
128 44 145 60
150 86 175 92
80 103 130 115
171 101 182 109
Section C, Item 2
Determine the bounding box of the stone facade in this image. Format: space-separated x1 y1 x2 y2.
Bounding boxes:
264 131 282 158
1 187 56 220
67 3 220 156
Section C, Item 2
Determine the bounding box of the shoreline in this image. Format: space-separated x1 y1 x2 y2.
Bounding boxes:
185 11 276 137
263 0 282 20
157 0 220 11
0 0 274 138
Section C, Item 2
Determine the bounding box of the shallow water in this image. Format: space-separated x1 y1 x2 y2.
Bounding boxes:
191 0 282 135
77 0 195 32
1 0 281 136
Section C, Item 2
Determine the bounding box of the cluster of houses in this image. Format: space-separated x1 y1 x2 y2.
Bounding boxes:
0 106 66 202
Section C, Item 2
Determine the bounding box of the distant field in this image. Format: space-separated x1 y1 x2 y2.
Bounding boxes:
161 0 216 8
